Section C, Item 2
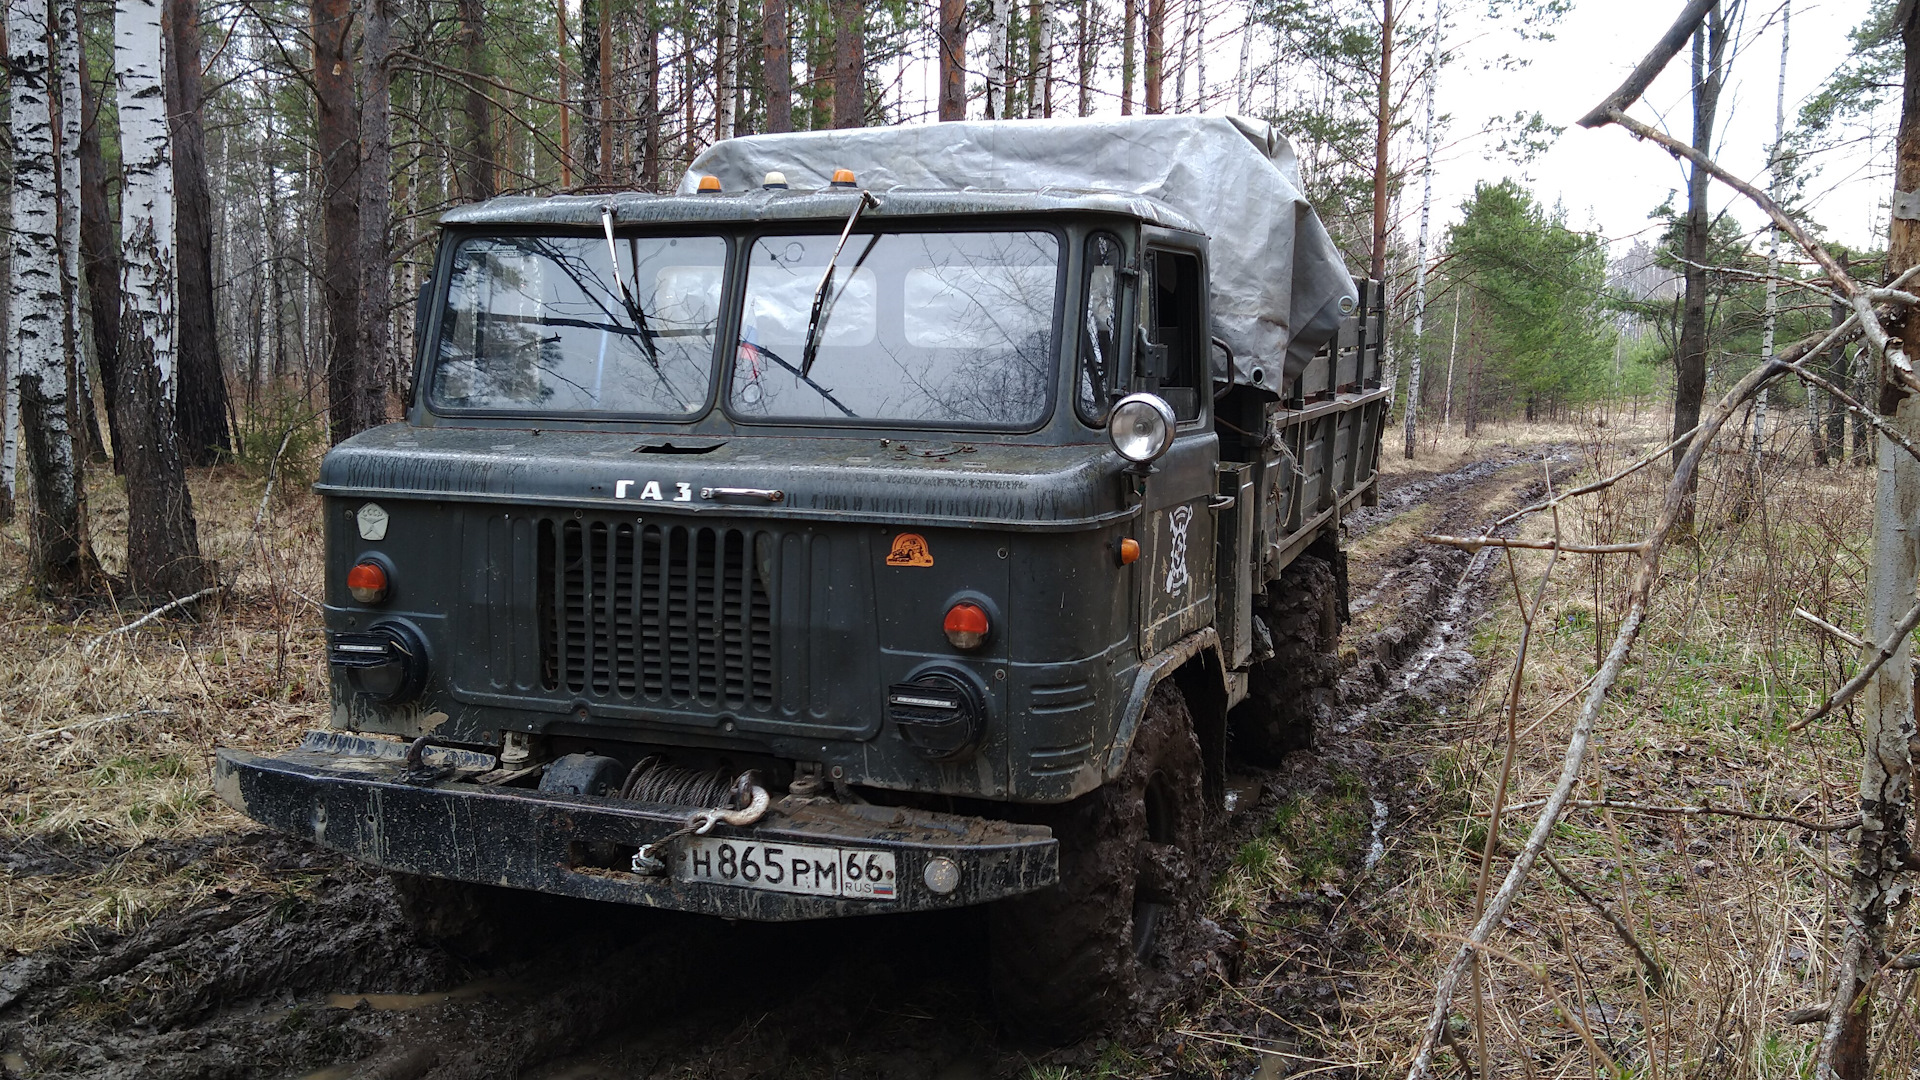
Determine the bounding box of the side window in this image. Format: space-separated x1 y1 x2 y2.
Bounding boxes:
1077 233 1124 425
1146 249 1204 423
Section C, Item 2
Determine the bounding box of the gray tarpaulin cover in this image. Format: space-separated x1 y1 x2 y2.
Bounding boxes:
680 115 1357 392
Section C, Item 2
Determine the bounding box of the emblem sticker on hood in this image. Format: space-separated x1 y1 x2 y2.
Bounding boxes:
886 533 934 567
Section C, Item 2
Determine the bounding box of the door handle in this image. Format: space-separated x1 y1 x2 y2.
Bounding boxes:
1208 494 1236 511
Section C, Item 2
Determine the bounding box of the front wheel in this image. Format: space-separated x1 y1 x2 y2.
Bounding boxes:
988 680 1206 1040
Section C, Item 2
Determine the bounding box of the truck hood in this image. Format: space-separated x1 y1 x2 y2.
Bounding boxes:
316 424 1137 531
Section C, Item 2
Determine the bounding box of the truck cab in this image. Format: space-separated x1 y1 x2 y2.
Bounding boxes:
216 117 1387 1036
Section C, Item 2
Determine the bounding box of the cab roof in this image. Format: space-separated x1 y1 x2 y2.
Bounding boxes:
437 186 1202 234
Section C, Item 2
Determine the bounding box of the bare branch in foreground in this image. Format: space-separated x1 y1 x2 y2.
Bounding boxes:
1535 847 1666 989
1599 105 1920 398
1404 357 1789 1080
1793 600 1920 731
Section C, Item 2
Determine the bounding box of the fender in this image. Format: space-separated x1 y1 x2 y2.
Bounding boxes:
1101 627 1241 780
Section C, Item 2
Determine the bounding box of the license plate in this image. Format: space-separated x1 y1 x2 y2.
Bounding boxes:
676 837 899 900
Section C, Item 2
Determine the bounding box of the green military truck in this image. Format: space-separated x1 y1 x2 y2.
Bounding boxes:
215 115 1387 1035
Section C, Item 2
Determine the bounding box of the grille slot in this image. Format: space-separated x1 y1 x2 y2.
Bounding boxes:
539 518 774 710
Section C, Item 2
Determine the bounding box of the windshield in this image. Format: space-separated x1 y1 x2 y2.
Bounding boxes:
430 234 725 416
729 230 1060 427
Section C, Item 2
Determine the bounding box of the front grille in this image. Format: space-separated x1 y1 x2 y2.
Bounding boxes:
538 518 774 710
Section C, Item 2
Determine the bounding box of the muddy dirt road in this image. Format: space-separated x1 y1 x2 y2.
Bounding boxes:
0 443 1574 1080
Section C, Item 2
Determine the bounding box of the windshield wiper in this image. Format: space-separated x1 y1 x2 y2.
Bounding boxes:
799 190 877 379
601 206 661 369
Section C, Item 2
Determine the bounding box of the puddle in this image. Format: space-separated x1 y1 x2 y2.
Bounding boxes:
3 1052 27 1075
295 1067 357 1080
1363 798 1390 874
324 978 511 1012
1223 775 1263 815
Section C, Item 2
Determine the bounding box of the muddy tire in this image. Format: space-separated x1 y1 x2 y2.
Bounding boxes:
388 872 530 959
988 681 1206 1041
1229 554 1342 763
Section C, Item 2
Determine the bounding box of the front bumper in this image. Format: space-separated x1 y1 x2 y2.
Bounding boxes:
212 734 1058 920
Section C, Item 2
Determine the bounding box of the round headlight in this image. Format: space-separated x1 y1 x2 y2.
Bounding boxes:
1108 393 1177 464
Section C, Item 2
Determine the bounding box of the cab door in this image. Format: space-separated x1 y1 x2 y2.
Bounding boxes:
1136 237 1218 658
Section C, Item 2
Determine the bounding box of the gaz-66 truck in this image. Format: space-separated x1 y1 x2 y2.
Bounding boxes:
215 115 1386 1035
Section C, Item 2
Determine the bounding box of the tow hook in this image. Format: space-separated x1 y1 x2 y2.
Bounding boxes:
631 774 771 875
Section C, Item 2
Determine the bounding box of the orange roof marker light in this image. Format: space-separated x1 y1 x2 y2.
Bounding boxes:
829 168 858 188
696 174 722 193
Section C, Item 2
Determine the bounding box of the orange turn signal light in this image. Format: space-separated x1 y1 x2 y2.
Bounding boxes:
943 602 990 650
1116 538 1141 566
347 560 389 604
697 174 722 193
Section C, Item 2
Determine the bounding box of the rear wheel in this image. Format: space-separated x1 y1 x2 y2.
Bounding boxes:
989 681 1205 1040
1229 553 1342 763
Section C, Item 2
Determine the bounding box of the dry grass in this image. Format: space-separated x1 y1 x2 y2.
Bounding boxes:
1351 408 1898 1077
1 458 330 956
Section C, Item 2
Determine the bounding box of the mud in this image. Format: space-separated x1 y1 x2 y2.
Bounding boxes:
0 445 1576 1080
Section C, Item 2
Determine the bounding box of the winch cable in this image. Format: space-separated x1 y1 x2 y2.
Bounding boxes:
624 760 771 875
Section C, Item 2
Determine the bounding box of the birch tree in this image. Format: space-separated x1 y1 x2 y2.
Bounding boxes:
114 0 210 599
1403 0 1440 459
8 0 98 593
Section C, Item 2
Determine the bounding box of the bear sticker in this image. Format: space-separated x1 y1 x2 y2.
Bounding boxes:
886 533 934 567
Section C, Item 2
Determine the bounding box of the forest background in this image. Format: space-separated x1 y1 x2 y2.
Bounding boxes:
0 0 1895 602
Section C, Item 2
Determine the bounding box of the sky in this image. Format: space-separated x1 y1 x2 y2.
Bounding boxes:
1419 0 1883 257
884 0 1885 260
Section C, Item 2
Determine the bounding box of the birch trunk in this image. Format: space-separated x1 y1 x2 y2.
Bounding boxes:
1753 0 1787 466
1120 0 1135 114
55 0 96 463
10 0 96 591
1076 0 1092 116
1404 0 1439 459
1819 4 1920 1073
1235 12 1252 113
1 130 14 523
115 0 207 598
716 0 736 138
1369 0 1394 282
988 0 1009 118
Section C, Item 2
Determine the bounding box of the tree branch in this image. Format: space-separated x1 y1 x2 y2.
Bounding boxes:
1574 0 1720 128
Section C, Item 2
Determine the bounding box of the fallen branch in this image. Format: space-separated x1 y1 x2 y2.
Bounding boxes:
1 708 178 743
1493 797 1860 834
1424 535 1645 555
1795 607 1867 651
83 586 226 654
1793 599 1920 731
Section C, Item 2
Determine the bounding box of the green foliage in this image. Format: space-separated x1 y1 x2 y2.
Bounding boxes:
1442 179 1616 413
232 388 327 490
